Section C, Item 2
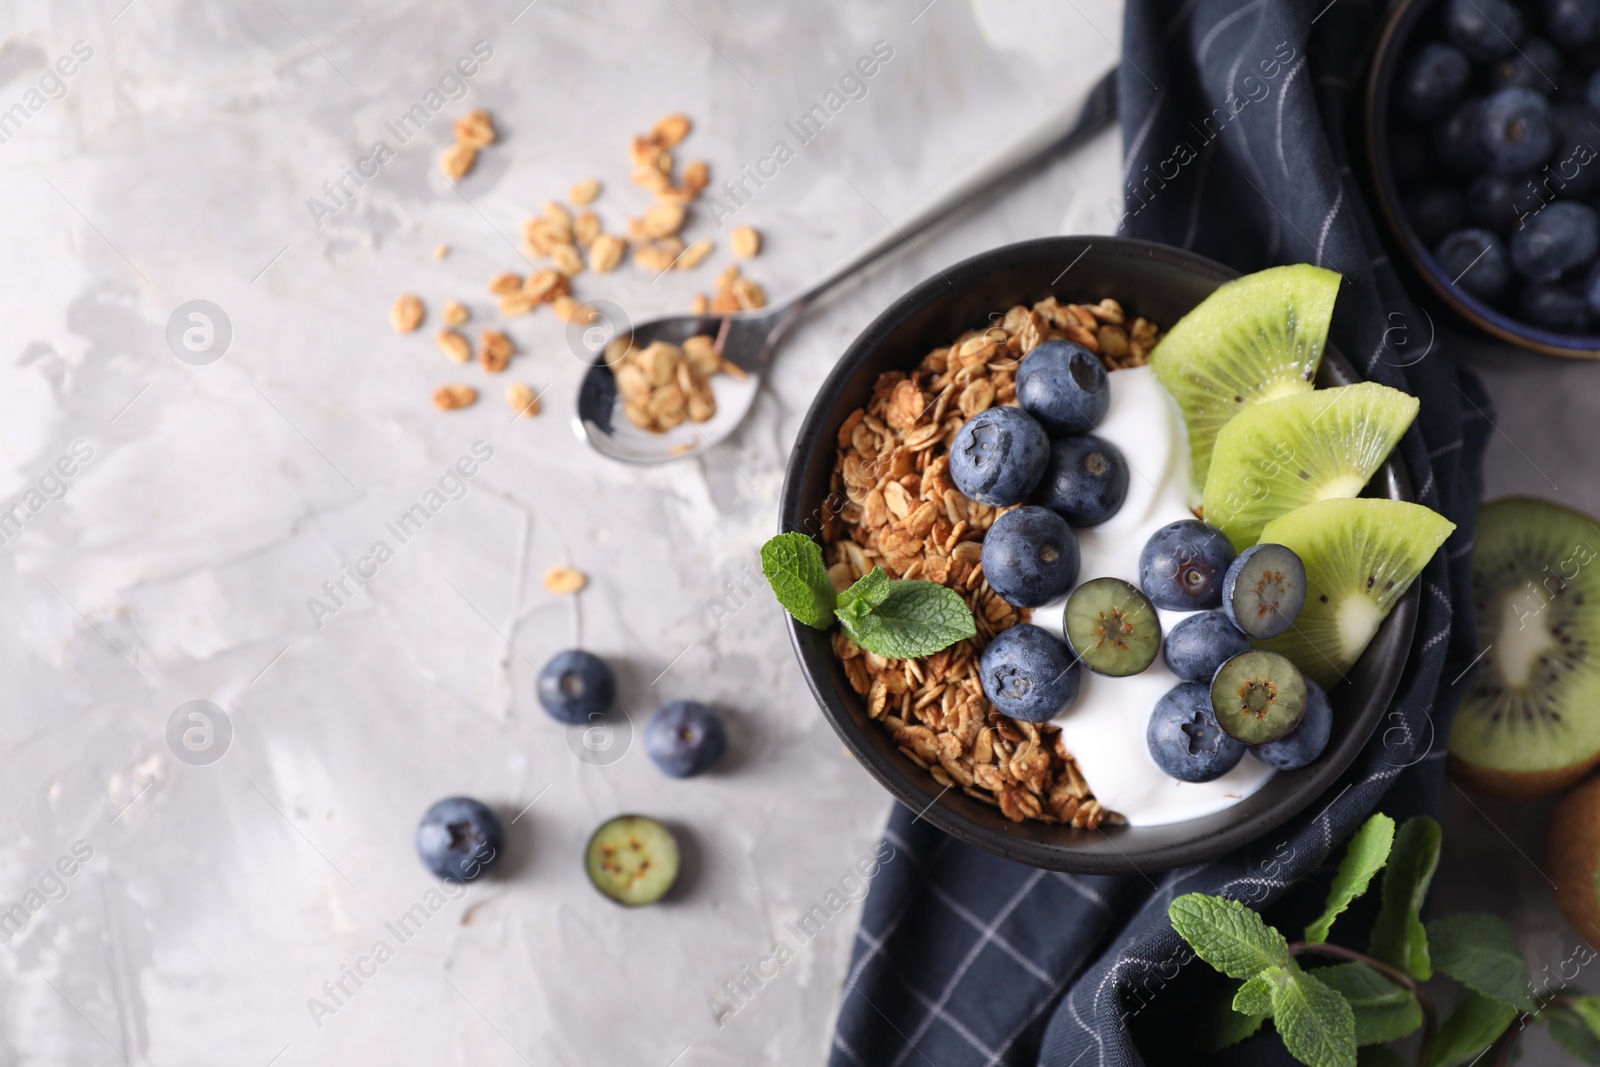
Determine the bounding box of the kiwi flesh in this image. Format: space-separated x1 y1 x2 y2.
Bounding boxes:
1256 498 1456 689
1448 498 1600 799
585 814 681 906
1203 383 1420 552
1151 263 1342 491
1546 775 1600 947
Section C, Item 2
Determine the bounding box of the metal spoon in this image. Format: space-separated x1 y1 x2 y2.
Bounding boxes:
574 69 1118 464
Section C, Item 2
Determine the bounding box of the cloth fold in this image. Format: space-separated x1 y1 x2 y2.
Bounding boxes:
829 2 1493 1064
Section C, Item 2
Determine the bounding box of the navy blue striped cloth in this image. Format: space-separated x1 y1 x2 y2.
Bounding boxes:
828 2 1494 1064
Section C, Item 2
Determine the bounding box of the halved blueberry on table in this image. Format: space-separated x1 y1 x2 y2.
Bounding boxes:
586 814 680 906
1222 543 1308 640
1398 42 1472 119
979 623 1080 722
1445 0 1524 60
644 701 726 777
1138 519 1236 612
1475 87 1556 174
1064 577 1162 677
1252 678 1333 771
417 797 505 883
1163 611 1251 683
1015 339 1109 436
948 406 1050 507
981 505 1079 608
1210 650 1308 746
1147 682 1246 783
1510 200 1599 280
1435 228 1511 300
538 649 616 724
1032 434 1129 528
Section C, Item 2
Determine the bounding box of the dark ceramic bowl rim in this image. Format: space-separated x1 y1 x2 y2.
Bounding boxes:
778 235 1420 873
1365 0 1600 359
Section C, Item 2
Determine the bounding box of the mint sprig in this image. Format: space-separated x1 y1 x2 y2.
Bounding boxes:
1369 816 1442 981
1169 893 1290 979
1306 812 1395 944
760 536 975 659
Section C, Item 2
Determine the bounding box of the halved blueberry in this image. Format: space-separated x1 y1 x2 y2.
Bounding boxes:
1032 434 1129 528
1211 651 1308 745
1222 543 1308 640
1064 577 1162 677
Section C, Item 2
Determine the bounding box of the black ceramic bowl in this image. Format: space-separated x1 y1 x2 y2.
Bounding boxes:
779 236 1420 873
1365 0 1600 359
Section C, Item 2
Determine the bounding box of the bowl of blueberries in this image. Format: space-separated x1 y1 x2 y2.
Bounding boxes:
1368 0 1600 355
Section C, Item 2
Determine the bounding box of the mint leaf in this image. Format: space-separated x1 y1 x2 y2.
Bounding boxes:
1267 962 1358 1067
1572 996 1600 1038
1369 815 1442 980
838 573 976 659
1357 1047 1408 1067
1428 991 1515 1067
1548 1006 1600 1065
1305 813 1396 944
1313 963 1423 1046
1201 979 1269 1052
760 533 836 629
1234 971 1277 1016
1170 893 1291 980
1427 913 1534 1011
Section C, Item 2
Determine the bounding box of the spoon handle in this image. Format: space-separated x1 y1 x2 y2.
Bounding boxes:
787 68 1119 312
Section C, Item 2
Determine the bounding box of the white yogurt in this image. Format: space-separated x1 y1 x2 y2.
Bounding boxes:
1037 366 1276 827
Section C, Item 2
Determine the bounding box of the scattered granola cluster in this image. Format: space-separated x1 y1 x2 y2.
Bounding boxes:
396 109 772 429
821 295 1162 826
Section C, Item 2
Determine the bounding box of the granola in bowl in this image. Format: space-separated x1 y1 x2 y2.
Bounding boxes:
819 295 1160 826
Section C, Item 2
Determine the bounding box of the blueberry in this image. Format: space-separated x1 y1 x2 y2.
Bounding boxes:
1250 678 1333 771
1138 519 1236 612
644 700 726 777
1446 0 1524 60
1586 260 1600 318
1399 43 1472 120
1545 0 1600 47
1435 228 1511 300
978 624 1080 723
1015 340 1110 435
1390 127 1437 189
1476 88 1556 174
1163 611 1251 682
1146 682 1246 783
537 649 616 724
1403 187 1466 246
1510 200 1599 279
1433 97 1486 173
948 406 1050 507
981 506 1080 608
1032 434 1129 527
417 797 505 883
1546 104 1600 196
1520 281 1595 331
1488 36 1563 90
1466 171 1530 234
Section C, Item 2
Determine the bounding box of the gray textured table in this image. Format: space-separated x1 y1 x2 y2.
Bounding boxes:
0 0 1589 1063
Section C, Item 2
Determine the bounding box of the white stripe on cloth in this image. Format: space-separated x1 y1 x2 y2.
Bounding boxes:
1274 55 1307 178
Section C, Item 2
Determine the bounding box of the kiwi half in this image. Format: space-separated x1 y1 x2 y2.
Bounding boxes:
1448 498 1600 799
585 814 681 906
1256 498 1456 689
1150 263 1341 491
1546 775 1600 947
1203 383 1420 552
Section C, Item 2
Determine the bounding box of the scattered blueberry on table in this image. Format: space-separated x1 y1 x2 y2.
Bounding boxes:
644 700 727 778
416 797 505 883
1391 0 1600 333
537 649 616 724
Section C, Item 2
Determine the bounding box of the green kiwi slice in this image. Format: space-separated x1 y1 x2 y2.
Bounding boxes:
1255 498 1456 689
585 815 680 906
1210 650 1307 744
1064 577 1162 677
1448 498 1600 798
1203 383 1420 552
1151 263 1341 491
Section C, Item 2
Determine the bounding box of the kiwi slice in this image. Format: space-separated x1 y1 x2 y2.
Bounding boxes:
1448 498 1600 799
1546 776 1600 945
1203 383 1421 552
1210 650 1307 744
1064 577 1161 677
1256 498 1456 689
585 815 680 906
1150 264 1341 491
